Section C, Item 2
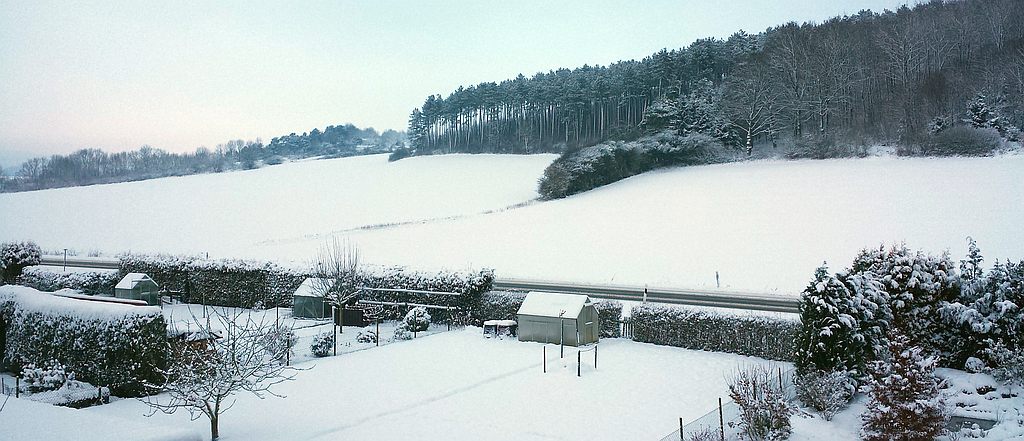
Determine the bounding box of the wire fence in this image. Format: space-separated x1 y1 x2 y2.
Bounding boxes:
1 378 110 408
659 367 796 441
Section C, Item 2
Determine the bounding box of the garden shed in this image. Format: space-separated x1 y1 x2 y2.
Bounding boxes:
292 278 333 319
517 292 599 346
114 273 160 305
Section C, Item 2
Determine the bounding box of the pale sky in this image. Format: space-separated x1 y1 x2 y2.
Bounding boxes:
0 0 911 161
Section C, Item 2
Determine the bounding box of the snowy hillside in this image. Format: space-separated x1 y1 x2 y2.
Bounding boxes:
2 153 1022 293
0 153 555 258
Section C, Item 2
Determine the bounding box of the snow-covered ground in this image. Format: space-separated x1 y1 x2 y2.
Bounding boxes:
2 154 1022 292
0 394 202 441
86 329 783 441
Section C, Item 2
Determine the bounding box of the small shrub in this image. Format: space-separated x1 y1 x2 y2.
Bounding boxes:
1 241 42 283
392 326 413 341
920 125 1002 157
861 334 947 441
388 147 413 162
357 327 378 344
685 426 720 441
403 307 431 332
22 361 72 393
728 365 794 441
310 331 334 357
784 136 866 159
594 300 623 338
794 369 855 421
259 325 296 363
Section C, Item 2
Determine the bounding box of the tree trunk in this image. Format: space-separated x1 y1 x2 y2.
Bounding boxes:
211 415 219 440
746 133 753 157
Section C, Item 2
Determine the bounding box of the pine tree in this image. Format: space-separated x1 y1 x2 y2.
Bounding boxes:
850 245 960 363
967 94 992 128
861 333 947 441
794 265 866 378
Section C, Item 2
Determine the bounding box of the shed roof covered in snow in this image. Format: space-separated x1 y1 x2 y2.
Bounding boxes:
294 277 330 298
517 292 592 318
115 273 157 290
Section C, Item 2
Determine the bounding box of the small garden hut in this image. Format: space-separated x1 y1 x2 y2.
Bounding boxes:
292 277 332 319
516 292 599 346
114 273 160 306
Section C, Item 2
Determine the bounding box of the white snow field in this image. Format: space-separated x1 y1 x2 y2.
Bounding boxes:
1 395 202 441
2 154 1023 292
87 329 783 441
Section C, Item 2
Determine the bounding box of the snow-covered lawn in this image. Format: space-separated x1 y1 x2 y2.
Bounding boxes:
3 154 1022 293
0 395 202 441
85 329 784 441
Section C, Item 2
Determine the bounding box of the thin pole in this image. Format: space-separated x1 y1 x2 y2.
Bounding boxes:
543 346 546 373
679 417 684 441
594 345 598 370
376 318 379 347
577 350 581 377
718 397 725 441
63 249 67 272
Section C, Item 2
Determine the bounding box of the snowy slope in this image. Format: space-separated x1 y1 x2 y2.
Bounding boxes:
0 153 556 258
2 154 1022 293
271 155 1024 293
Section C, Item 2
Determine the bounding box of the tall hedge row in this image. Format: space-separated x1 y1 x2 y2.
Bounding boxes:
119 254 306 309
0 286 168 397
630 303 799 361
16 267 120 295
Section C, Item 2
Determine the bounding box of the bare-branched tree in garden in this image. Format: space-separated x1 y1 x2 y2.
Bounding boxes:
312 238 362 311
142 309 300 440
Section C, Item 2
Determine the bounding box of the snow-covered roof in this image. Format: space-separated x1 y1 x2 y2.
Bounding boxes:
115 272 157 290
294 277 331 298
517 292 592 319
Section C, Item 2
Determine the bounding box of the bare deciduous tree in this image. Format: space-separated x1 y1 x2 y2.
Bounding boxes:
142 309 300 440
312 238 362 310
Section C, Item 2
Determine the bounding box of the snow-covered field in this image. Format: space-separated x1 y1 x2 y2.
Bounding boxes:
2 154 1022 292
86 329 782 441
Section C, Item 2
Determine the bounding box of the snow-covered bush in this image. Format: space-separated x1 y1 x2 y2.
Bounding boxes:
310 331 335 357
861 333 947 441
849 244 960 364
941 241 1023 369
357 327 378 344
631 303 799 361
538 132 726 199
0 285 168 397
17 266 120 295
921 125 1003 157
260 325 296 363
1 241 42 283
794 265 871 378
21 360 72 393
594 300 623 338
403 307 431 332
468 291 525 325
794 369 855 421
983 340 1024 391
728 365 794 441
392 326 413 341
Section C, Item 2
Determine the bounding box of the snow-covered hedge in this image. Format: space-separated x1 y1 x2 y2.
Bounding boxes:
119 253 306 309
595 300 623 338
467 291 526 325
358 267 494 323
630 303 798 361
17 266 120 295
119 253 493 313
0 285 169 397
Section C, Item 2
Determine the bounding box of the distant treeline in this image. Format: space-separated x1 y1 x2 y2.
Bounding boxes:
404 0 1024 157
0 124 406 193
